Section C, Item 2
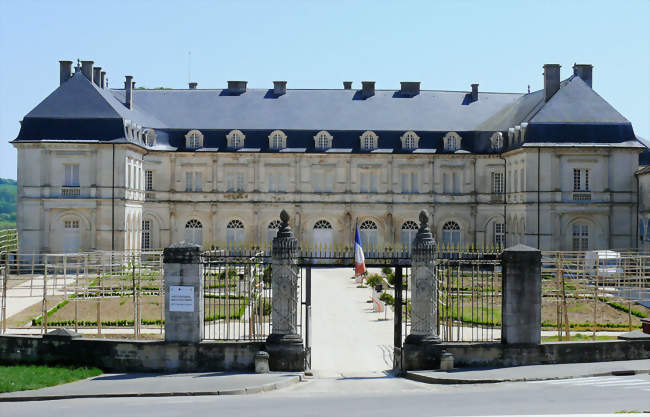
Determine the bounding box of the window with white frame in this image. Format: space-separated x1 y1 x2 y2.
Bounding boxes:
400 171 419 194
312 169 334 193
142 220 152 250
314 131 333 149
313 220 334 252
268 130 287 150
572 223 589 251
63 219 80 253
227 130 245 148
359 220 378 249
144 129 156 147
184 219 202 245
145 170 153 191
360 131 378 150
442 221 461 247
226 172 245 192
400 220 419 249
359 169 378 193
494 222 505 247
268 171 286 193
400 131 420 150
491 172 504 194
442 170 461 194
185 130 203 149
226 219 245 246
185 171 203 192
443 132 462 152
490 132 503 151
64 164 80 187
573 168 590 191
267 219 281 244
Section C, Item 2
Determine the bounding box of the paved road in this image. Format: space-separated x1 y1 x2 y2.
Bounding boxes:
4 373 650 416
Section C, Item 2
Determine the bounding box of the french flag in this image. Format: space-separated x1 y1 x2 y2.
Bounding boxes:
354 224 366 277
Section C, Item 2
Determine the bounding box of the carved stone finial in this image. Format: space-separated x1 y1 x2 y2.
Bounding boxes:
419 209 429 226
280 209 289 224
414 209 435 251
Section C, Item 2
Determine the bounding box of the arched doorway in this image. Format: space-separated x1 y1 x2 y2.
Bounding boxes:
184 219 203 246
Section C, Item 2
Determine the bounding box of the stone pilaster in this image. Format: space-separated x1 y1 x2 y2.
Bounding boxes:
405 209 441 345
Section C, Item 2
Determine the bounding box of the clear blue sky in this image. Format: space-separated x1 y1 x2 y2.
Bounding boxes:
1 0 648 180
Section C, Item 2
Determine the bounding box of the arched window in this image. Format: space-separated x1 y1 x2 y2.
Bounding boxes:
144 129 156 147
314 131 333 149
268 130 287 150
572 222 589 251
63 218 80 253
400 220 419 249
442 221 461 247
184 219 203 245
185 130 203 149
312 220 333 254
227 129 245 148
267 219 281 244
142 220 152 250
360 131 378 151
443 132 462 152
489 132 503 151
400 131 420 150
359 220 378 249
226 219 245 246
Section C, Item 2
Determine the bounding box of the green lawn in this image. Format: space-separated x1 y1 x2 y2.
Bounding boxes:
0 365 102 393
541 334 617 342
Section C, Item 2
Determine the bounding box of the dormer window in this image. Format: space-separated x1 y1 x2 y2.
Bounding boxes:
314 131 333 149
185 129 204 149
144 129 156 147
489 132 503 151
227 129 245 148
400 131 420 150
360 131 378 150
269 130 287 150
443 132 462 152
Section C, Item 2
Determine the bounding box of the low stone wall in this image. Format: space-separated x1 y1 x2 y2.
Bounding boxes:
0 335 264 372
403 340 650 370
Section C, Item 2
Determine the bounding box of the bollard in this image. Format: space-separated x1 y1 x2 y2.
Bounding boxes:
255 351 270 373
440 351 454 370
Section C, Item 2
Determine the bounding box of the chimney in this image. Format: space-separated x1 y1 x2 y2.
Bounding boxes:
573 63 593 88
400 81 420 95
93 67 102 87
189 82 198 89
227 81 247 94
125 75 133 109
59 60 73 85
100 71 106 88
343 81 352 90
361 81 375 98
273 81 287 95
543 64 561 102
471 83 479 101
81 60 94 83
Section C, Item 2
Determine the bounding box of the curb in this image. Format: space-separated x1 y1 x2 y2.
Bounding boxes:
404 369 650 385
0 375 302 402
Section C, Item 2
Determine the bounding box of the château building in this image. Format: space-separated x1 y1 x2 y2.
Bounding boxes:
12 60 649 253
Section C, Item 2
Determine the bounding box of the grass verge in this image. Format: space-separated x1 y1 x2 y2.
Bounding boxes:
0 365 102 393
542 334 618 342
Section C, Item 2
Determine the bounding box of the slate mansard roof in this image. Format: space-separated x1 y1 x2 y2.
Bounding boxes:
13 65 646 158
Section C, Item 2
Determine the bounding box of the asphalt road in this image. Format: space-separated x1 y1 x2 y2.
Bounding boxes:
4 373 649 416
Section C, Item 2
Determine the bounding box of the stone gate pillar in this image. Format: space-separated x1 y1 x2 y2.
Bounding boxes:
405 210 441 345
265 210 304 371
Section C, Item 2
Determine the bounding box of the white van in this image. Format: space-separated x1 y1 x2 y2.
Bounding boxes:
583 250 623 278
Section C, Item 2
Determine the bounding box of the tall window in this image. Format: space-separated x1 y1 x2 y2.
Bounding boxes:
401 131 419 150
313 220 333 253
184 219 202 245
573 168 590 191
359 220 378 249
142 220 151 250
227 130 245 148
442 221 461 247
401 171 419 193
360 170 378 193
267 219 281 245
268 172 286 193
572 223 589 251
226 220 245 246
491 172 504 194
360 131 378 150
453 172 460 194
64 164 80 187
314 131 333 149
63 219 80 253
268 130 287 150
145 170 153 191
312 170 334 193
443 132 462 151
226 172 245 192
185 130 203 149
185 172 202 192
494 222 505 247
400 221 419 249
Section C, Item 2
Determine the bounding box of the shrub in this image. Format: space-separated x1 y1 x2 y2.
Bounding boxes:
257 297 272 315
379 292 394 306
262 266 272 285
365 273 383 288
